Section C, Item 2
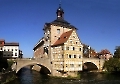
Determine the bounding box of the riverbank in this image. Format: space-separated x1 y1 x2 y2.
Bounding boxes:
0 71 17 84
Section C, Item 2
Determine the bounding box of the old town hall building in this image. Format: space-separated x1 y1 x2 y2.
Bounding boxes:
33 4 83 77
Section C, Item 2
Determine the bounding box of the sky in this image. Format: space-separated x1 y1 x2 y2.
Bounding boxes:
0 0 120 58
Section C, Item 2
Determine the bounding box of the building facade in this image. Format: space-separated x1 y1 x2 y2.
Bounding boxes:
33 5 83 77
0 39 22 59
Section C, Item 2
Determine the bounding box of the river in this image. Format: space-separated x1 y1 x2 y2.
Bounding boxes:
8 67 120 84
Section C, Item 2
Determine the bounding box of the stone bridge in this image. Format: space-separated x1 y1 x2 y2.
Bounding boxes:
12 58 105 75
12 58 51 73
82 58 105 70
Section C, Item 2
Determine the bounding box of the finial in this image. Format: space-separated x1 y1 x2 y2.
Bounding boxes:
59 0 61 7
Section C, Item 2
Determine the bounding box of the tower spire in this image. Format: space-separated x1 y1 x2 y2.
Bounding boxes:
59 0 61 7
56 0 64 19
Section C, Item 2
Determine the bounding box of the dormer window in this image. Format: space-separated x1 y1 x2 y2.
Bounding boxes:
57 29 60 34
64 36 67 38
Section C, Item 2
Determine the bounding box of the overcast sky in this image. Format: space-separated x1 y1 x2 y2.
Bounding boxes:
0 0 120 58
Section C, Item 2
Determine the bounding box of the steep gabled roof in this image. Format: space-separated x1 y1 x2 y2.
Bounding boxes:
33 37 44 50
52 30 73 46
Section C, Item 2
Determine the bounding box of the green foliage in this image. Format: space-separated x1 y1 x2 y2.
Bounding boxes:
103 58 120 72
7 60 14 71
83 44 89 58
114 46 120 58
104 46 120 72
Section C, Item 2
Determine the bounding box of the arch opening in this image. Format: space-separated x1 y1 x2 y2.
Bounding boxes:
16 63 51 75
83 62 98 72
38 64 51 75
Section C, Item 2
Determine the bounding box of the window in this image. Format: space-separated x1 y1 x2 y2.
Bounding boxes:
79 55 81 58
15 49 17 51
66 64 67 67
70 41 72 44
8 49 9 51
47 36 49 39
67 47 69 50
79 48 81 51
78 64 81 67
74 55 76 58
70 64 74 67
62 54 63 58
11 49 13 51
57 29 60 34
15 53 17 56
69 55 71 58
64 36 66 38
0 47 2 50
62 46 64 50
73 47 75 50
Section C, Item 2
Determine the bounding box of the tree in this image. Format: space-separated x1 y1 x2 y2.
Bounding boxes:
83 44 89 58
114 46 120 58
103 58 120 72
0 51 8 72
83 44 97 58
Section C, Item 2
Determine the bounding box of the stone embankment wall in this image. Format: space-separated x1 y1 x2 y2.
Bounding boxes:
0 71 16 84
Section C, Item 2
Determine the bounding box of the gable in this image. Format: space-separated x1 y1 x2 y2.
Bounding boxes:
65 30 82 46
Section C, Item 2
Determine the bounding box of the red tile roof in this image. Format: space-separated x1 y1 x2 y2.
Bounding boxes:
52 30 73 46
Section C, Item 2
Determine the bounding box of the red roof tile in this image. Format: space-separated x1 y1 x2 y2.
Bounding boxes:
52 30 73 46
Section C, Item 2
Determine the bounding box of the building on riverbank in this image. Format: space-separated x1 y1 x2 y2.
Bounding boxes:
33 4 83 77
0 39 23 59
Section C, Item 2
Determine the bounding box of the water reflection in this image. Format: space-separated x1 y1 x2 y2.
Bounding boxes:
9 67 120 84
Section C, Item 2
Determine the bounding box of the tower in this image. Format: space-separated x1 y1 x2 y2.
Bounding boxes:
33 3 83 77
56 3 64 19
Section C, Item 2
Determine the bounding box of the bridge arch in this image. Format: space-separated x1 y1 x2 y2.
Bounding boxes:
83 62 99 71
16 62 51 74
